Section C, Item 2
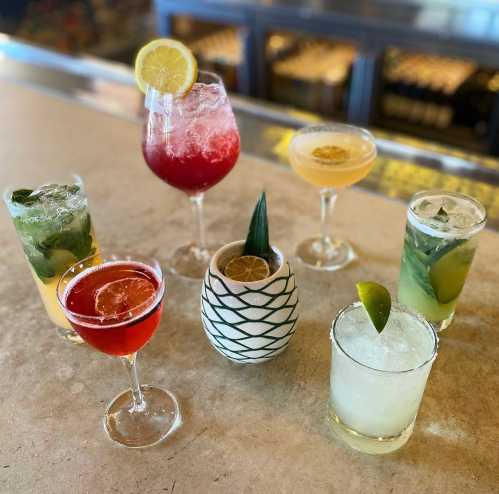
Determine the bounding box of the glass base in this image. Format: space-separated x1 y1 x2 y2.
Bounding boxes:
56 326 84 344
169 242 220 280
104 385 181 448
327 405 414 454
430 312 454 333
296 236 356 271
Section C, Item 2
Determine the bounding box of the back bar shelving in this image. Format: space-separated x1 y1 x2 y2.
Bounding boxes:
154 0 499 156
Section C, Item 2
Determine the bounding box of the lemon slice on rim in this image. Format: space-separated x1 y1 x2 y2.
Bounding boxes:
134 38 198 95
224 256 270 282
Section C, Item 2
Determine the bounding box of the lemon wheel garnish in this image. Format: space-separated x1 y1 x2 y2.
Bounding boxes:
224 256 270 282
134 38 198 95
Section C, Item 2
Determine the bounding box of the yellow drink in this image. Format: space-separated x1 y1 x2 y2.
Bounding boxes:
30 231 99 331
288 123 377 271
289 130 376 188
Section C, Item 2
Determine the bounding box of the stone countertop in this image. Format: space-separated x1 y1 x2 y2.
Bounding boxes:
1 81 498 494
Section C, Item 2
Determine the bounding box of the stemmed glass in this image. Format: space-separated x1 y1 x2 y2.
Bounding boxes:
57 252 181 448
142 70 240 279
288 123 377 271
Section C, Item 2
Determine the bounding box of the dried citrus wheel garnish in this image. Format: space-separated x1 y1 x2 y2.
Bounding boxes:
134 38 198 95
312 145 349 162
224 255 270 282
95 277 156 317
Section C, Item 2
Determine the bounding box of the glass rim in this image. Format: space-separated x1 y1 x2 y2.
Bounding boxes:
145 69 224 98
331 301 438 375
407 190 487 238
57 251 166 326
3 173 84 208
289 123 377 168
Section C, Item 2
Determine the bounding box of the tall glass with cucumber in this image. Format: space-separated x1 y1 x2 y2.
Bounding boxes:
398 190 486 332
4 175 99 343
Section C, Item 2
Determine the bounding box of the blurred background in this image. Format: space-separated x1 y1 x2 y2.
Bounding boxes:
1 0 498 157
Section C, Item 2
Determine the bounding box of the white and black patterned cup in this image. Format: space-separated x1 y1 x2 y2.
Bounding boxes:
201 240 299 364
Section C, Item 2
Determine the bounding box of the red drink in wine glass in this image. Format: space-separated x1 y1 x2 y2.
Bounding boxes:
58 252 180 449
142 71 240 278
142 83 240 195
64 261 163 356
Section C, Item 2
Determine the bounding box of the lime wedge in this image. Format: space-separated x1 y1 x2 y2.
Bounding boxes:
356 281 391 333
429 241 474 304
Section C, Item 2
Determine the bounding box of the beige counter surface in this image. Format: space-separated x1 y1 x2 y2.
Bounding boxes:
1 81 499 494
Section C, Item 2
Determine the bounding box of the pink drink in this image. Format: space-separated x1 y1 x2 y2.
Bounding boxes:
142 83 240 195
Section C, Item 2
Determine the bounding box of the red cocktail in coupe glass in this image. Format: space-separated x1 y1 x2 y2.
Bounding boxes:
57 252 181 448
142 70 240 279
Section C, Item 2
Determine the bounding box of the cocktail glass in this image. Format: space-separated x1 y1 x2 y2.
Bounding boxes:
4 175 99 343
142 70 240 279
288 123 377 271
398 190 486 332
329 302 438 454
57 252 181 448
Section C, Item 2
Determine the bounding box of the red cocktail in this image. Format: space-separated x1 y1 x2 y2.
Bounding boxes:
58 252 180 449
64 261 163 356
142 84 240 195
142 71 240 278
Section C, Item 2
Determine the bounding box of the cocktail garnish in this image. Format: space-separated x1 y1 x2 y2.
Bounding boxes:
356 281 391 334
134 38 198 95
11 185 80 206
312 145 349 162
224 255 270 282
95 277 156 318
435 206 449 223
224 192 273 282
243 191 272 261
429 242 474 304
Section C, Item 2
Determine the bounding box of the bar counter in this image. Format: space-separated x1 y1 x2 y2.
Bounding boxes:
1 80 499 493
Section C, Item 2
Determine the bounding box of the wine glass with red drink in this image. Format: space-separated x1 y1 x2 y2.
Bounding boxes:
142 70 240 279
57 252 181 448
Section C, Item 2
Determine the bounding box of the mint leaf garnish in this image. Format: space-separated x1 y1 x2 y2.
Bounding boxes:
243 192 272 261
11 189 35 205
435 206 449 223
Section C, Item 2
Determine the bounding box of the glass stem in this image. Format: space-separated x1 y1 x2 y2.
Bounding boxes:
320 188 337 251
190 192 207 252
121 353 145 411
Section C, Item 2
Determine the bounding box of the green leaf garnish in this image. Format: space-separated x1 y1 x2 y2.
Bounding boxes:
435 206 449 223
356 281 391 334
27 252 56 280
25 213 94 283
243 191 272 261
11 189 35 205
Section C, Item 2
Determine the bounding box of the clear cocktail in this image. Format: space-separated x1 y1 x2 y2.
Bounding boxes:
329 302 437 454
288 124 376 271
398 191 486 331
4 175 99 343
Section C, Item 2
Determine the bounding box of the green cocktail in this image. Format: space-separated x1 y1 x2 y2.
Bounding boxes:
398 191 486 332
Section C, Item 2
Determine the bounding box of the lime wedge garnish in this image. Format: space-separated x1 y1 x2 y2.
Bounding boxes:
356 281 391 333
429 241 474 304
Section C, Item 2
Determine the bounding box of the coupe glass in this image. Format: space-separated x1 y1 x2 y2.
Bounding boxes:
142 70 240 279
57 252 181 448
288 124 377 271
